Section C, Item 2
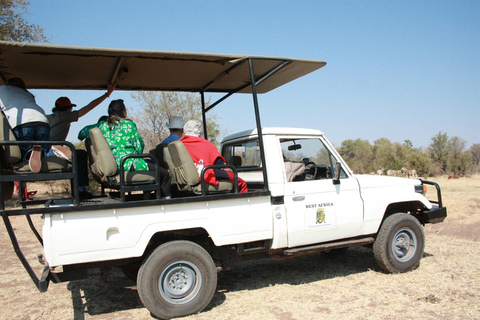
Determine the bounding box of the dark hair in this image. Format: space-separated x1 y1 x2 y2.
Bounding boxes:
7 77 26 89
108 99 125 116
97 115 108 123
107 99 126 128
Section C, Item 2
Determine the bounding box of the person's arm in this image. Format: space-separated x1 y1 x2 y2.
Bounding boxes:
78 123 100 140
78 83 116 118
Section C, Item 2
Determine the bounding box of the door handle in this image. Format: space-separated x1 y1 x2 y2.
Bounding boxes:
292 196 305 201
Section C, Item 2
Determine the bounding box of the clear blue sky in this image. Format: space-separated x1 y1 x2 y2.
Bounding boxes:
26 0 479 149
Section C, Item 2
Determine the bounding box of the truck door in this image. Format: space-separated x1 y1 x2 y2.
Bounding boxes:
281 137 364 247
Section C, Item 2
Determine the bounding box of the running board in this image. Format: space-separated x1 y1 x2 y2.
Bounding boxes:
283 237 375 256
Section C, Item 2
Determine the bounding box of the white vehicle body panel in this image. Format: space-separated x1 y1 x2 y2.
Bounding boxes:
284 176 363 247
43 196 272 266
354 175 430 234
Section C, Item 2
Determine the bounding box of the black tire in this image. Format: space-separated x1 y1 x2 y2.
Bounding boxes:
373 213 425 273
137 240 217 319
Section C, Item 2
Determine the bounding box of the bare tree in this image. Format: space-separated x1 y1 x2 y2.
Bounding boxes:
130 91 220 151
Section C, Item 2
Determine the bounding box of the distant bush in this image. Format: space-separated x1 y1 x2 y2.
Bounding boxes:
339 132 479 177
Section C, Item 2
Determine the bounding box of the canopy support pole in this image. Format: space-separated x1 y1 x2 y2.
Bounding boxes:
248 58 269 190
201 91 208 139
109 57 124 85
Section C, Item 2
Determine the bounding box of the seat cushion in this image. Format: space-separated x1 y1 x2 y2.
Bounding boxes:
124 170 157 183
193 180 234 194
14 156 70 172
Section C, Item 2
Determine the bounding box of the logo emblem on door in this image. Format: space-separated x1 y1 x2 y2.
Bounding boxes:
316 208 325 224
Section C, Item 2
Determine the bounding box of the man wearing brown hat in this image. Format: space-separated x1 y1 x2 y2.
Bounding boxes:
48 84 115 142
47 84 115 199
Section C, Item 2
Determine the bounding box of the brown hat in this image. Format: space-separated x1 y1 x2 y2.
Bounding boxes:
53 97 76 112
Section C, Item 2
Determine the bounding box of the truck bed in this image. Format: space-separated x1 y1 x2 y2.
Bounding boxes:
3 189 270 216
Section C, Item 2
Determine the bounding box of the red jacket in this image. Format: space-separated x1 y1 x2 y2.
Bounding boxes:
180 135 225 185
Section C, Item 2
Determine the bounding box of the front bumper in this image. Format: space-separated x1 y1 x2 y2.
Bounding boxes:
422 206 447 224
419 179 447 224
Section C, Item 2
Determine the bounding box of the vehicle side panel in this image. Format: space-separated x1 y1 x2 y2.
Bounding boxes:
356 175 431 234
42 195 272 266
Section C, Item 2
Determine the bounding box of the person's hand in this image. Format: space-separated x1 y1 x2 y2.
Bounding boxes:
107 83 116 97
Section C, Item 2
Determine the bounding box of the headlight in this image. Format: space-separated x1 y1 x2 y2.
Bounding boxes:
415 184 426 195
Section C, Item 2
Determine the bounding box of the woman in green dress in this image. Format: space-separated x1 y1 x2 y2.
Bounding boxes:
100 99 171 198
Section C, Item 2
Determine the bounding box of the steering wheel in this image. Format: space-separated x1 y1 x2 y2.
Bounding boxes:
304 162 317 180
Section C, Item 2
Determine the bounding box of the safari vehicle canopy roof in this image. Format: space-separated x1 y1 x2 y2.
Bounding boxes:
0 41 326 94
0 40 327 190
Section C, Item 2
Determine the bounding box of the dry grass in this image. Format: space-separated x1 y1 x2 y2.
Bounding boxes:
0 176 479 319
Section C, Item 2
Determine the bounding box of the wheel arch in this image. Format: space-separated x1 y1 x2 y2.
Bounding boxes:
378 201 427 233
140 227 215 261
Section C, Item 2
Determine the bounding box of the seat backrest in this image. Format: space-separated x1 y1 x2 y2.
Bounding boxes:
84 138 103 183
88 127 117 181
153 143 169 168
160 145 176 186
284 161 305 182
232 155 242 167
0 112 21 165
167 140 200 191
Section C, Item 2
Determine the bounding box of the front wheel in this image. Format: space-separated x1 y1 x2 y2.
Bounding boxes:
373 213 425 273
137 240 217 319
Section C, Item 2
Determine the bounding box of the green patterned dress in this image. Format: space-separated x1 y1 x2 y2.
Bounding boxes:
98 119 148 174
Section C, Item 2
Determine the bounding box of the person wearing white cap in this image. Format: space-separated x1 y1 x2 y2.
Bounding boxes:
161 115 184 144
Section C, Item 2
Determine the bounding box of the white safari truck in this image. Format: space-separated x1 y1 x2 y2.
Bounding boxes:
0 41 446 319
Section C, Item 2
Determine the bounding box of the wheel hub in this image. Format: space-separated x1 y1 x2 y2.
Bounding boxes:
392 227 417 262
159 261 202 304
169 271 188 290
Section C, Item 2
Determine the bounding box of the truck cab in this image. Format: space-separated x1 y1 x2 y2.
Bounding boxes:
221 128 445 252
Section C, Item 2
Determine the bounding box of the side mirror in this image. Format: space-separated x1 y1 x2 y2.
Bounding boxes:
333 162 341 185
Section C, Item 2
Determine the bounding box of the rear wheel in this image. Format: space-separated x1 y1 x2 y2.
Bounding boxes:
373 213 424 273
137 240 217 319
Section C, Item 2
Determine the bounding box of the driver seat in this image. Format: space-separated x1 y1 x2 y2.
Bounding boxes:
284 161 305 182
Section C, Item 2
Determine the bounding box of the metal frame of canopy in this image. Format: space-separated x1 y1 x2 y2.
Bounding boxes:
0 41 326 191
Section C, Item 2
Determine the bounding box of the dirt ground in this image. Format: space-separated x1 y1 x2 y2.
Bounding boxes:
0 175 479 320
